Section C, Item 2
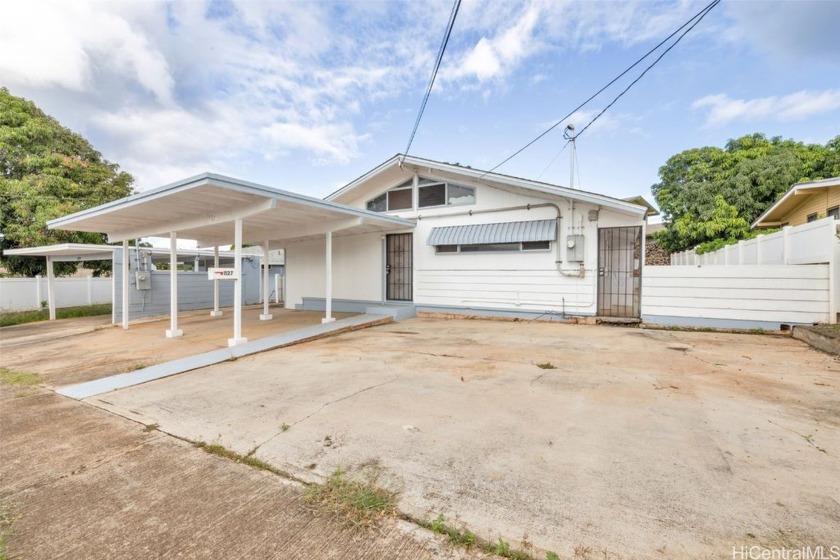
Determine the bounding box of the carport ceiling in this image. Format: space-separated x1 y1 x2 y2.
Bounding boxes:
48 173 415 247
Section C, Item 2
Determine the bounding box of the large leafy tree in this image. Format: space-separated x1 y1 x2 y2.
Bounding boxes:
0 88 134 276
652 133 840 252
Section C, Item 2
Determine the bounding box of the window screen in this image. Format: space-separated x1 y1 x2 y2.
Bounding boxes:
419 183 446 207
387 188 412 211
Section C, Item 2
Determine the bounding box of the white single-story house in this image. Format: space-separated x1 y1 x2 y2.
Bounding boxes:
285 154 651 320
43 154 652 343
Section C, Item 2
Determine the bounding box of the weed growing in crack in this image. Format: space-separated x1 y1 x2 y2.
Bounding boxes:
193 441 284 475
305 468 397 528
279 422 290 432
426 513 476 547
535 362 557 370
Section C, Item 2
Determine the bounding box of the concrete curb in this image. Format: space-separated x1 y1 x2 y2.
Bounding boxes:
793 326 840 355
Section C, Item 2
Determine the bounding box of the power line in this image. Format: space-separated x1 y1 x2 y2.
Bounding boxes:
403 0 462 157
480 0 721 178
575 0 720 140
536 140 570 180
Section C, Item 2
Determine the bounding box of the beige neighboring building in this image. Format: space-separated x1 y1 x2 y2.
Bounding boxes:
753 176 840 228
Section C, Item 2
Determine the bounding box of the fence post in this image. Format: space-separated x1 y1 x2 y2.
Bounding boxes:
755 235 763 265
35 275 42 309
783 226 791 265
738 240 744 265
87 275 93 305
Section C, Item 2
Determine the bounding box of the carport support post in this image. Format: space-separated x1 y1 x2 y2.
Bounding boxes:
210 246 222 317
322 231 335 324
166 232 183 338
122 241 129 329
260 240 272 320
46 256 56 321
228 218 247 346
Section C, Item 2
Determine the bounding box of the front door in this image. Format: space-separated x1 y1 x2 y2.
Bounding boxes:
597 226 642 318
386 233 413 301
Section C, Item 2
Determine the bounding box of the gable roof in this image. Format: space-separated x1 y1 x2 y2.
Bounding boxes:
752 176 840 228
327 154 647 217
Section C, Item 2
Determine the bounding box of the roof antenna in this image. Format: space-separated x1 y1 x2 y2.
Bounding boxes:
563 124 576 189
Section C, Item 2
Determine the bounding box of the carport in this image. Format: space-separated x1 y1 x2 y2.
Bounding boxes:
3 243 117 322
47 173 415 346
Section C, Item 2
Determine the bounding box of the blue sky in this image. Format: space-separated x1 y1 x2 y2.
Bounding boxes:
1 0 838 208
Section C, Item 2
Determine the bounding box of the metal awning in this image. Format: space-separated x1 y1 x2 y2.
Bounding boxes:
427 219 557 246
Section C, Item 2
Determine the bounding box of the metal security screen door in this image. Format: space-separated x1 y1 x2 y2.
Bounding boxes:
597 226 642 318
386 233 413 301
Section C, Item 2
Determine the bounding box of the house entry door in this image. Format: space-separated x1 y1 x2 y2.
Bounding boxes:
386 233 413 301
597 226 642 318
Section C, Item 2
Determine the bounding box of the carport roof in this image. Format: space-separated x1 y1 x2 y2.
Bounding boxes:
4 243 117 262
47 173 415 246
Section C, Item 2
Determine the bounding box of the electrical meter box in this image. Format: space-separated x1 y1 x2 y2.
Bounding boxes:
566 235 585 262
135 271 152 290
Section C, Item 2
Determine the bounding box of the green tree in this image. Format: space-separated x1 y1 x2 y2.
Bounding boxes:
652 133 840 252
0 87 133 276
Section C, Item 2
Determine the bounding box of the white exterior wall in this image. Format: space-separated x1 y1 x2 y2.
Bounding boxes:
284 231 386 308
642 265 830 328
286 178 644 316
0 277 112 312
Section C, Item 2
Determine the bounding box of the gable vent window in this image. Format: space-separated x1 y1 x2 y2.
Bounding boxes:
366 178 475 213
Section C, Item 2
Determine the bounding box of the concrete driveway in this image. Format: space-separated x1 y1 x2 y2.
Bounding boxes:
85 317 840 559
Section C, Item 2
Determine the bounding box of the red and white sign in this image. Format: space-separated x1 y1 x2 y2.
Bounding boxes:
208 267 238 280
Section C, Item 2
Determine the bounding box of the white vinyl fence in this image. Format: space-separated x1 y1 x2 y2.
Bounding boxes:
644 218 840 329
671 217 838 266
0 276 112 312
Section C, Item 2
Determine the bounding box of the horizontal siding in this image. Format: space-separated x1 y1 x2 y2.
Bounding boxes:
642 264 830 324
415 268 597 312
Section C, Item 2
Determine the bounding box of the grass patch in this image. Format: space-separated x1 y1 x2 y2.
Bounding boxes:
305 468 397 527
0 303 111 328
279 422 290 432
0 503 18 560
0 367 41 387
193 441 282 475
426 513 477 547
535 362 557 369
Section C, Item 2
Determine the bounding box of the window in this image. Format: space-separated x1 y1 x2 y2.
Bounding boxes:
828 206 839 220
418 183 446 208
435 241 551 254
387 188 412 210
522 241 550 251
366 178 475 213
448 184 476 206
807 213 818 223
366 193 386 212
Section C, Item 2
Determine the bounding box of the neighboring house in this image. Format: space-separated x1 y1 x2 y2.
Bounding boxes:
753 176 840 228
284 154 649 320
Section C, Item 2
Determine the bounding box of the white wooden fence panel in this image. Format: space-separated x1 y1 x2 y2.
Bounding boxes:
0 277 112 312
642 264 830 327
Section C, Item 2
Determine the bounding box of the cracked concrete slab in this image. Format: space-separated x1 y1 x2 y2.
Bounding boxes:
82 317 840 559
0 385 479 559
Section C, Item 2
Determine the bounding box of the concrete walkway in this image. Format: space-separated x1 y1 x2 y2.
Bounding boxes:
58 314 392 400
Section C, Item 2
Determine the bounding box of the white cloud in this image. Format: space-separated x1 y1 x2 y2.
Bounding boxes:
692 90 840 127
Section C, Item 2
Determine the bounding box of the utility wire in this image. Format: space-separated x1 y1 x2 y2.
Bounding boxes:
480 0 720 178
575 0 720 140
536 140 570 180
403 0 462 157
